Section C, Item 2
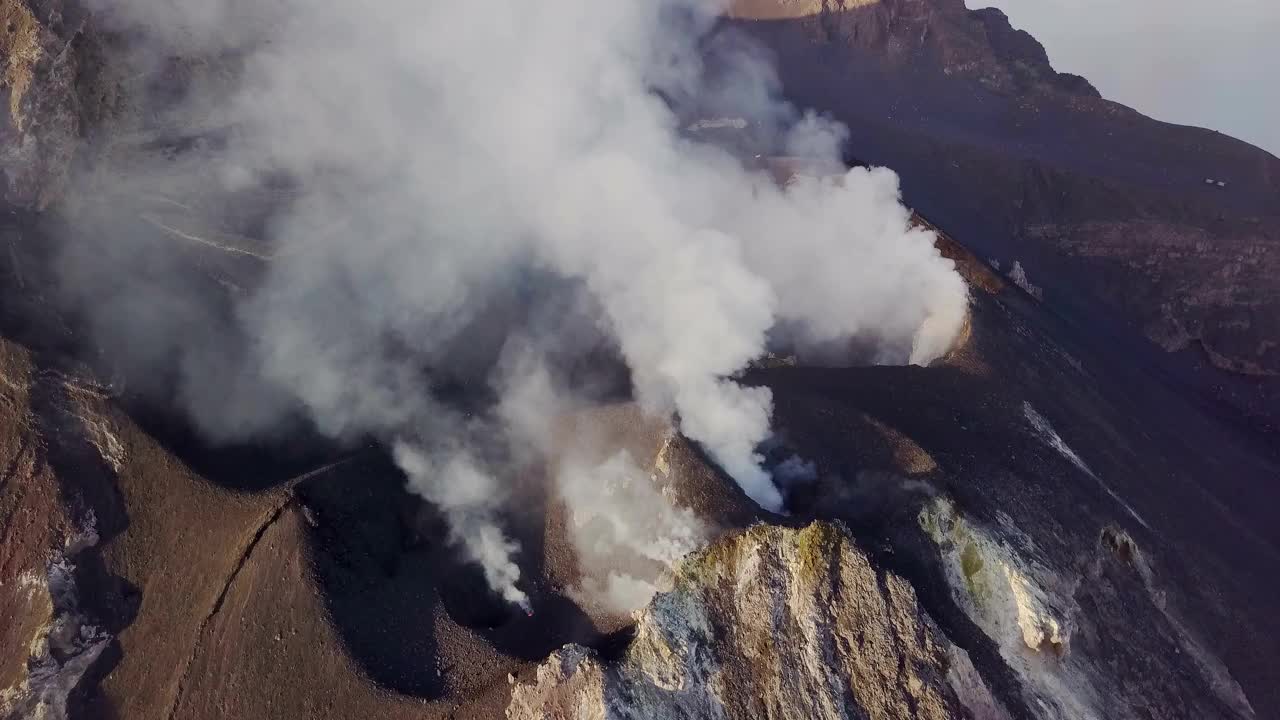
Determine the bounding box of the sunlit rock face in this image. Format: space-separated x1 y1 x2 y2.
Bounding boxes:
507 521 1005 720
510 494 1262 720
917 498 1256 720
727 0 880 21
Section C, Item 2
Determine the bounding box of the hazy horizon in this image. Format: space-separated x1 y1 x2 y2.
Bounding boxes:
979 0 1280 157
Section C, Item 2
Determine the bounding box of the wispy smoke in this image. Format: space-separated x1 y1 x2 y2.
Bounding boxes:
394 443 529 609
57 0 968 605
558 448 708 613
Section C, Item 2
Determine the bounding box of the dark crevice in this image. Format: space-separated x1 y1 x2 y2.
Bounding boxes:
162 496 293 720
207 500 292 622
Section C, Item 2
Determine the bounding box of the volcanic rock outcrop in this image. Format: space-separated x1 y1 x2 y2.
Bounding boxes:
507 521 999 720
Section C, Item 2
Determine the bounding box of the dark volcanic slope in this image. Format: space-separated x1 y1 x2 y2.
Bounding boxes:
727 0 1280 433
758 257 1280 718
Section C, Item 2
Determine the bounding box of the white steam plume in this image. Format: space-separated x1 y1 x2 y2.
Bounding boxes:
393 443 529 609
558 450 709 614
60 0 969 603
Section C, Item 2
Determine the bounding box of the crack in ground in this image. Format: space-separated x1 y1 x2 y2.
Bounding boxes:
281 454 364 492
159 455 361 720
139 213 274 261
211 500 292 625
161 496 293 720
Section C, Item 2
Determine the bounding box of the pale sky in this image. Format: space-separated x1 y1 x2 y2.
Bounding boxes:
977 0 1280 157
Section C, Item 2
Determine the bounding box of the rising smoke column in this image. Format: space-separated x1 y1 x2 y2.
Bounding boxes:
393 443 530 610
65 0 969 604
556 449 710 613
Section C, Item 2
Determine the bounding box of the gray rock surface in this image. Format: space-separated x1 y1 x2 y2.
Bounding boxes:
508 521 997 720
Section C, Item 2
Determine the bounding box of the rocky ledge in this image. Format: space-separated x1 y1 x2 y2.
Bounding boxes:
507 521 1002 720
